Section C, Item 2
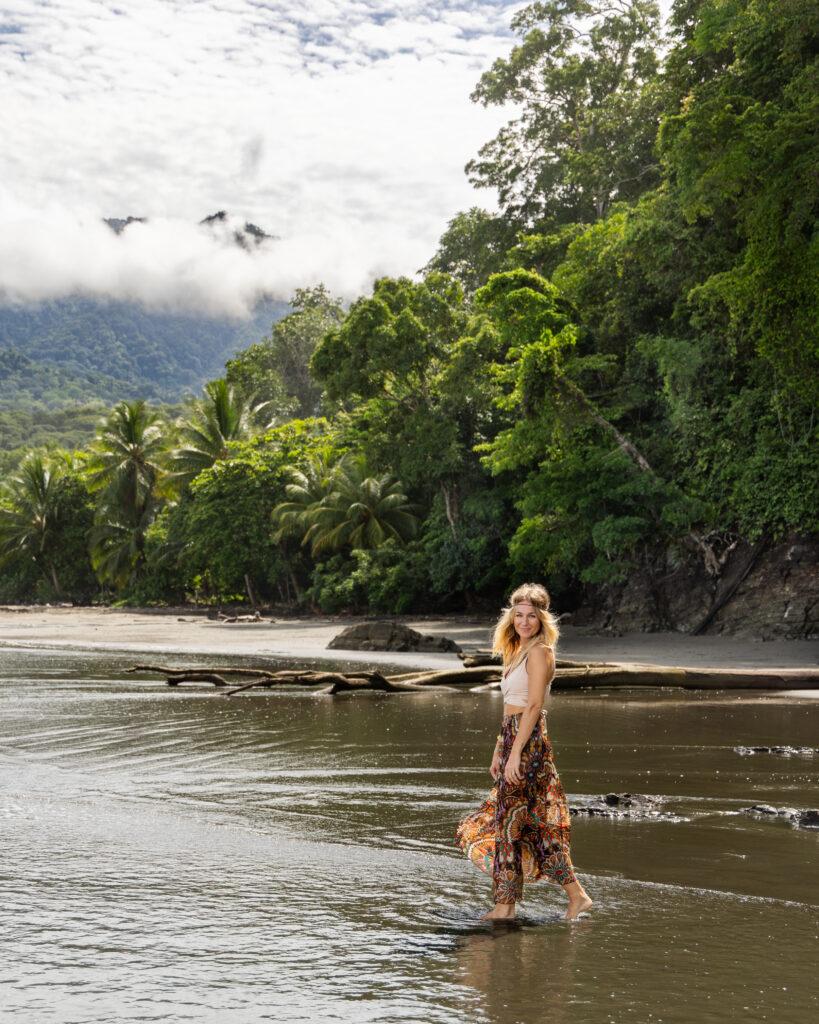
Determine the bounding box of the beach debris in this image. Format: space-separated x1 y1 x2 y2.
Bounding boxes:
125 661 819 694
217 611 266 623
327 621 461 653
741 805 819 829
125 663 476 695
733 745 816 756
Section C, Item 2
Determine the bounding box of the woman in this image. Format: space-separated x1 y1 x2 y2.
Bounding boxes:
456 583 592 921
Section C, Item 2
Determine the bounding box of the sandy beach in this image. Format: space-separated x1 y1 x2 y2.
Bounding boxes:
0 606 816 671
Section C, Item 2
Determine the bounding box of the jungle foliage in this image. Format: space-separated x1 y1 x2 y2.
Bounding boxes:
1 0 816 613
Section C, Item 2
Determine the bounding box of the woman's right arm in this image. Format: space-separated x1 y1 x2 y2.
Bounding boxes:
490 732 502 779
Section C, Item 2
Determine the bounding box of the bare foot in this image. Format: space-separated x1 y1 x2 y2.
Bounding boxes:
482 904 516 920
561 895 593 920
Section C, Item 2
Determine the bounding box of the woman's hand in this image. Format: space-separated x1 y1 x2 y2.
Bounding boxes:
490 752 501 780
504 750 522 784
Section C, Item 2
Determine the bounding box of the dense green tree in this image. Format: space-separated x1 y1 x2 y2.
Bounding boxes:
468 0 664 225
86 401 166 586
0 453 67 594
305 541 429 615
0 452 96 600
310 274 490 528
223 347 294 417
271 449 339 550
475 269 690 584
274 453 418 558
165 379 272 489
156 420 337 604
423 208 521 293
660 0 819 400
227 285 345 417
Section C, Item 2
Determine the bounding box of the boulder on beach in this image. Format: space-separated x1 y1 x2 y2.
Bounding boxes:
327 621 461 653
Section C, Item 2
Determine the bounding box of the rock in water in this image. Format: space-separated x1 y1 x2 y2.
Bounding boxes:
733 745 816 756
327 621 461 653
570 793 669 819
741 805 819 829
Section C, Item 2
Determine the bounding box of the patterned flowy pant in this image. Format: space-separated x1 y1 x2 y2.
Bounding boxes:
456 712 576 904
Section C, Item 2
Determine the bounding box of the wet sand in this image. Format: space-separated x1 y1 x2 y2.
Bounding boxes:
0 606 816 671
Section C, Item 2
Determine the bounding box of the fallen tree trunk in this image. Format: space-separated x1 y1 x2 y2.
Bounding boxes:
127 664 275 687
127 661 819 694
551 664 819 690
458 650 610 669
127 664 459 695
386 666 502 685
454 663 819 691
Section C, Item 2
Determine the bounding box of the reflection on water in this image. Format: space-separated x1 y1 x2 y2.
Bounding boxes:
455 918 587 1024
0 649 817 1023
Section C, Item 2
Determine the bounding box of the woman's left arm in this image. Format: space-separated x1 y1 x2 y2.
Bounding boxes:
503 645 555 784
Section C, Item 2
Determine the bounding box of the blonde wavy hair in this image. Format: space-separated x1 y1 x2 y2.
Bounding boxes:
492 583 559 669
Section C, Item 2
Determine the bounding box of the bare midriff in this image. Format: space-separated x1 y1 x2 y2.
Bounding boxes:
503 702 528 717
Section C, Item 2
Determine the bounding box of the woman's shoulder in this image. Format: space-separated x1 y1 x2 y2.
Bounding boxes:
526 642 554 667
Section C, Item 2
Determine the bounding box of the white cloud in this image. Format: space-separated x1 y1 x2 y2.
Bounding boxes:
0 1 526 314
0 194 438 316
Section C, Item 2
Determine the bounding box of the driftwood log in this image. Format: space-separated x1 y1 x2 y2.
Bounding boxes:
126 664 463 695
126 660 819 694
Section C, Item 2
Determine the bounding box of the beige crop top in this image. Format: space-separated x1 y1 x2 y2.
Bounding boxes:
500 652 552 708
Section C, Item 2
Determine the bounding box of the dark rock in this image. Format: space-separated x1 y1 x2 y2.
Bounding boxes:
734 745 816 757
570 530 819 639
570 792 668 819
744 803 786 817
741 805 819 829
327 621 461 653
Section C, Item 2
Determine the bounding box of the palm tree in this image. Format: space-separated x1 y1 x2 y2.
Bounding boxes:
271 449 337 549
273 453 418 558
89 495 163 588
165 379 270 489
86 400 166 585
0 452 65 593
86 400 164 511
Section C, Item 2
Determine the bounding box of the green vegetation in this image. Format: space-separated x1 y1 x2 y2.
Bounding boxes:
1 0 816 614
0 296 288 410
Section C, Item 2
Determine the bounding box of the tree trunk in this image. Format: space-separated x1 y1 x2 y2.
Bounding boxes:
555 371 737 588
244 574 257 610
557 372 652 471
289 570 303 602
441 481 459 541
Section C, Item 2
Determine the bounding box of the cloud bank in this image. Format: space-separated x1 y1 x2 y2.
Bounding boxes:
0 197 445 316
0 1 523 316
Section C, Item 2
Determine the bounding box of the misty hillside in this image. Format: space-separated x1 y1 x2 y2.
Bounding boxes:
0 295 289 411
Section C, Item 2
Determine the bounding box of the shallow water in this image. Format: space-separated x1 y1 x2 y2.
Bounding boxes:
1 649 817 1024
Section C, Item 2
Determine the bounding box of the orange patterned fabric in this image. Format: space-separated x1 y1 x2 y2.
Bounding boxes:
456 712 576 903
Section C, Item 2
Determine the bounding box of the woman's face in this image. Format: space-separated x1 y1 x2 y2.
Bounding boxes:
513 602 540 640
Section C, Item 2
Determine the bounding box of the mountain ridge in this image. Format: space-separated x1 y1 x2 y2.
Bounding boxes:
0 211 288 411
0 295 288 411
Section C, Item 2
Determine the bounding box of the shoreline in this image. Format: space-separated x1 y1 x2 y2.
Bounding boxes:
1 606 817 672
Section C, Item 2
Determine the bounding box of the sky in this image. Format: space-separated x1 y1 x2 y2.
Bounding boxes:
0 0 529 316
